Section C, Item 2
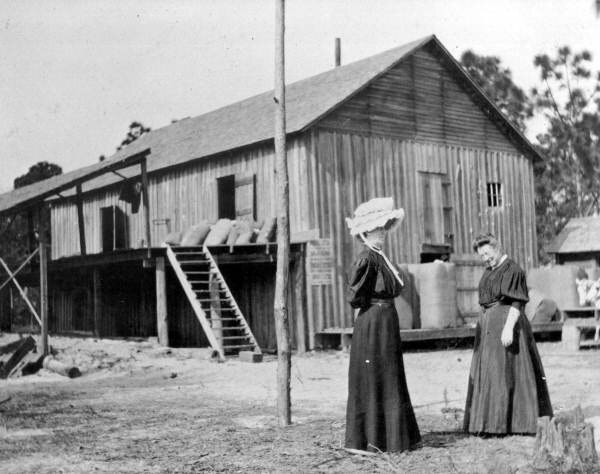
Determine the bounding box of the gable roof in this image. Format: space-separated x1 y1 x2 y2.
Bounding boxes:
546 216 600 254
0 34 541 216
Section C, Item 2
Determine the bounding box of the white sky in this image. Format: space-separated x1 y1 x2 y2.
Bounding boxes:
1 0 599 192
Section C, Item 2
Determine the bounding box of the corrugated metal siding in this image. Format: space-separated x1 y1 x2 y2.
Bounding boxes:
50 136 311 259
318 48 521 154
307 130 537 330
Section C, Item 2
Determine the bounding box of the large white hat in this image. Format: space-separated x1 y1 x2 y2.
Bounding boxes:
345 197 405 236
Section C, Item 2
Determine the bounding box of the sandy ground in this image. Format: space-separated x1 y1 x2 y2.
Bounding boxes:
0 334 599 473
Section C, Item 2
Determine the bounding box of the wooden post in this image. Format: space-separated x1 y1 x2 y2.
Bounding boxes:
140 158 152 257
39 236 49 357
92 268 101 338
274 0 291 426
75 184 86 255
155 257 169 346
294 252 306 354
209 274 224 353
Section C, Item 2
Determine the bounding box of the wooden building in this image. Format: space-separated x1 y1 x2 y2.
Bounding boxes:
547 216 600 268
0 35 541 352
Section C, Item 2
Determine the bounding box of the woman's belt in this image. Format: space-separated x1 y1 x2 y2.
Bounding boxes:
370 298 395 307
481 300 501 310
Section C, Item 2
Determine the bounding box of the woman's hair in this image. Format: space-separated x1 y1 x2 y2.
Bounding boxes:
472 232 500 252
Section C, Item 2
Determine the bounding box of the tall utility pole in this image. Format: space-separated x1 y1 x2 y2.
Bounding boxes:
273 0 291 426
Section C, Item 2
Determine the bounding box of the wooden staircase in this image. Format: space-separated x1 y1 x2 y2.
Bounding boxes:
165 244 262 362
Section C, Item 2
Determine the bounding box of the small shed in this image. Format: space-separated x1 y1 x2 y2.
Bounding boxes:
546 216 600 269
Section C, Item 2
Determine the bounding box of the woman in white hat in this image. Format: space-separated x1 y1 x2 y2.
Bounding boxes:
344 197 421 453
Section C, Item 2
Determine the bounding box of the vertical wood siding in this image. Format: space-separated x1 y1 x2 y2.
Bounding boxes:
318 46 522 155
50 136 311 259
307 130 537 330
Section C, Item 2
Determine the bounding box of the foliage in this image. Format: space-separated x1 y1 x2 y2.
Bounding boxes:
1 161 61 267
460 50 533 132
531 46 600 261
116 121 151 152
13 161 62 189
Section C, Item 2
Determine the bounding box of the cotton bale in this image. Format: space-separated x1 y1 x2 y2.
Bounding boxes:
527 265 581 310
406 262 458 329
395 264 419 329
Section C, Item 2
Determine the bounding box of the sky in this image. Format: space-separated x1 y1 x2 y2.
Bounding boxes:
1 0 599 193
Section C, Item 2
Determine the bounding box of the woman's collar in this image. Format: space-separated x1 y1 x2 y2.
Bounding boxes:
492 254 508 269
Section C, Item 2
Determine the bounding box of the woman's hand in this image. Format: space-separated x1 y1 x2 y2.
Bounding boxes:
501 307 520 347
501 323 514 346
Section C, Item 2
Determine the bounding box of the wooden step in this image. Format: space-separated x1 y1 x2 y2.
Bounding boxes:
213 327 247 332
221 335 252 340
223 344 255 350
196 298 233 303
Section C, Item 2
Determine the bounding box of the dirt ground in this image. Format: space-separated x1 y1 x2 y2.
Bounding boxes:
0 334 599 474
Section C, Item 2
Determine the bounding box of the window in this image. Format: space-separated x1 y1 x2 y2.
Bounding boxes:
217 173 256 221
486 182 502 208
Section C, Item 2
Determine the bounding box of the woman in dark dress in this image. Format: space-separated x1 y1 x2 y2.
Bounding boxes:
344 197 421 453
464 233 553 434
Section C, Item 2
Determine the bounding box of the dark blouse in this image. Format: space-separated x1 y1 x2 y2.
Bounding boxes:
347 248 403 309
478 257 529 308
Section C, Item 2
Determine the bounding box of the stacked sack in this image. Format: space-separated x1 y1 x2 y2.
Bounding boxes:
161 217 278 246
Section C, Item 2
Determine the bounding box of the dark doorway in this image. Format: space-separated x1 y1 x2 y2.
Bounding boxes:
217 175 236 219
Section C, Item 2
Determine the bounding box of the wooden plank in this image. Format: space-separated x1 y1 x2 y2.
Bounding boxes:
0 336 36 379
293 249 307 353
92 267 101 338
140 158 152 253
76 184 86 255
155 256 169 346
318 322 563 340
39 240 49 356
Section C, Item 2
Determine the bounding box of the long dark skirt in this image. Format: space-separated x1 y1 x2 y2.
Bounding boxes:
463 303 553 434
345 303 421 452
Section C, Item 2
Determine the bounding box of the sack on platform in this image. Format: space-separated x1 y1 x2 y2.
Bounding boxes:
180 221 211 246
204 219 234 246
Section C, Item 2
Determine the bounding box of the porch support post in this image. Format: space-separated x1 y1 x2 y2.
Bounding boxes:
155 256 169 346
39 216 49 356
93 267 101 338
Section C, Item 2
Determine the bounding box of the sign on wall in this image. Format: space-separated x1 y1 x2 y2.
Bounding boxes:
307 239 334 286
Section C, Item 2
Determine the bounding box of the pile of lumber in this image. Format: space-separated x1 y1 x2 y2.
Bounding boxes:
0 337 81 379
0 336 41 379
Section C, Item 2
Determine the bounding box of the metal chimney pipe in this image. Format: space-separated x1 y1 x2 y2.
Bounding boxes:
335 37 341 67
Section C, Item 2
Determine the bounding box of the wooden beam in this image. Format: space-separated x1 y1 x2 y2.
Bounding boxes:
76 184 86 255
93 268 101 338
0 247 39 292
140 158 151 256
0 148 151 218
0 257 41 326
155 257 169 346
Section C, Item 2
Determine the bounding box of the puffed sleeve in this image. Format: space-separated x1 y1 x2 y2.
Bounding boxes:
499 261 529 306
347 256 375 309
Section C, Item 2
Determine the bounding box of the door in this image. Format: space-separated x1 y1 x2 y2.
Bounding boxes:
419 172 453 257
420 172 445 244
